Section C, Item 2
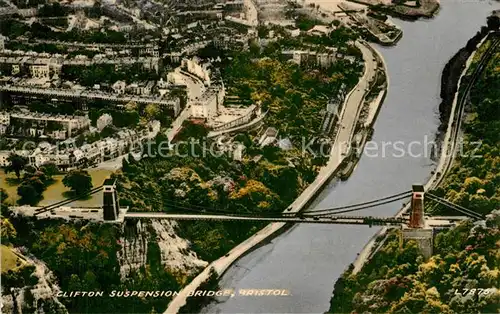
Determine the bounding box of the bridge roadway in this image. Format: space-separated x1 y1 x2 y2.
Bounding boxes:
124 212 406 226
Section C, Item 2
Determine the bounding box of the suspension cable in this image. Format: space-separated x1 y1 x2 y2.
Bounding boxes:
34 186 104 216
426 193 483 220
303 194 412 216
300 190 412 215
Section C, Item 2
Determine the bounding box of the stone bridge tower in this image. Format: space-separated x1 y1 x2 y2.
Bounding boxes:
402 184 433 259
103 178 120 221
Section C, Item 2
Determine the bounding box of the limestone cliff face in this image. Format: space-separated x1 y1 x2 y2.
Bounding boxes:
1 252 67 314
117 219 208 280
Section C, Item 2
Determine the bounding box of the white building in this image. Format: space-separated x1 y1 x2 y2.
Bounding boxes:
259 127 278 147
308 25 332 36
30 64 50 79
23 120 161 169
285 28 301 37
191 85 225 119
182 57 212 86
97 113 113 131
0 150 30 167
112 80 127 94
0 112 10 125
0 150 10 167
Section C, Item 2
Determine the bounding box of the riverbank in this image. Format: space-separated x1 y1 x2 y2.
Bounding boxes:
328 18 500 312
164 40 388 314
362 0 440 20
349 20 498 277
340 42 389 180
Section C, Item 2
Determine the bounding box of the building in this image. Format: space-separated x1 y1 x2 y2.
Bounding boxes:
1 112 91 139
259 127 278 147
97 114 113 131
0 35 5 51
282 49 338 68
30 64 50 79
308 25 332 36
22 120 161 169
0 150 30 167
182 57 212 86
191 85 225 119
285 28 301 37
112 81 127 94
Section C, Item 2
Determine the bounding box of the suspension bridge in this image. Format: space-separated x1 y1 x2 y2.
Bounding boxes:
11 178 484 226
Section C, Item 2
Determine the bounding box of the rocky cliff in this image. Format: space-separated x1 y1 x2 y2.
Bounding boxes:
117 219 208 280
1 251 67 314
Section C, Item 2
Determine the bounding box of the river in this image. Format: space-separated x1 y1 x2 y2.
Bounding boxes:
201 1 499 313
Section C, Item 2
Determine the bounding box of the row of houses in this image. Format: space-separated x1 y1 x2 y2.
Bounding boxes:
0 54 160 79
281 48 357 68
0 111 91 139
0 120 161 169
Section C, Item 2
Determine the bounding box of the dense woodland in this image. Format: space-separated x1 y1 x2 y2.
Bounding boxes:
328 29 500 314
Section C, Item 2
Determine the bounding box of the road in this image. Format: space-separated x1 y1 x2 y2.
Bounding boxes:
164 40 380 313
125 212 404 226
286 41 377 212
165 71 205 142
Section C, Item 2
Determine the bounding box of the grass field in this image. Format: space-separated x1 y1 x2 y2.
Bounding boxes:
0 170 20 204
1 169 113 206
1 245 25 273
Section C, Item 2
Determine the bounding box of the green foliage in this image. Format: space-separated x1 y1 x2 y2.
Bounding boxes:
329 216 500 313
40 163 59 177
63 170 93 195
17 168 53 205
329 47 500 314
295 14 321 31
2 265 39 291
115 141 318 261
174 120 209 142
427 44 500 218
223 53 362 141
38 3 66 17
5 154 28 179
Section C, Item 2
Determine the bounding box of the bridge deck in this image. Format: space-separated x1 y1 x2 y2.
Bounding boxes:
124 212 405 226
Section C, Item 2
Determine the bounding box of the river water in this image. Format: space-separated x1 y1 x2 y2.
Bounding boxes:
202 1 499 313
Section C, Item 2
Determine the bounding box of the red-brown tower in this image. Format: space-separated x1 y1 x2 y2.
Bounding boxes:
409 184 425 228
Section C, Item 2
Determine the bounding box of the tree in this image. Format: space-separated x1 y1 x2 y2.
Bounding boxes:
0 188 7 204
6 154 28 179
17 184 40 205
1 218 17 243
486 15 500 30
40 162 58 177
125 101 138 112
63 170 93 195
144 103 161 121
